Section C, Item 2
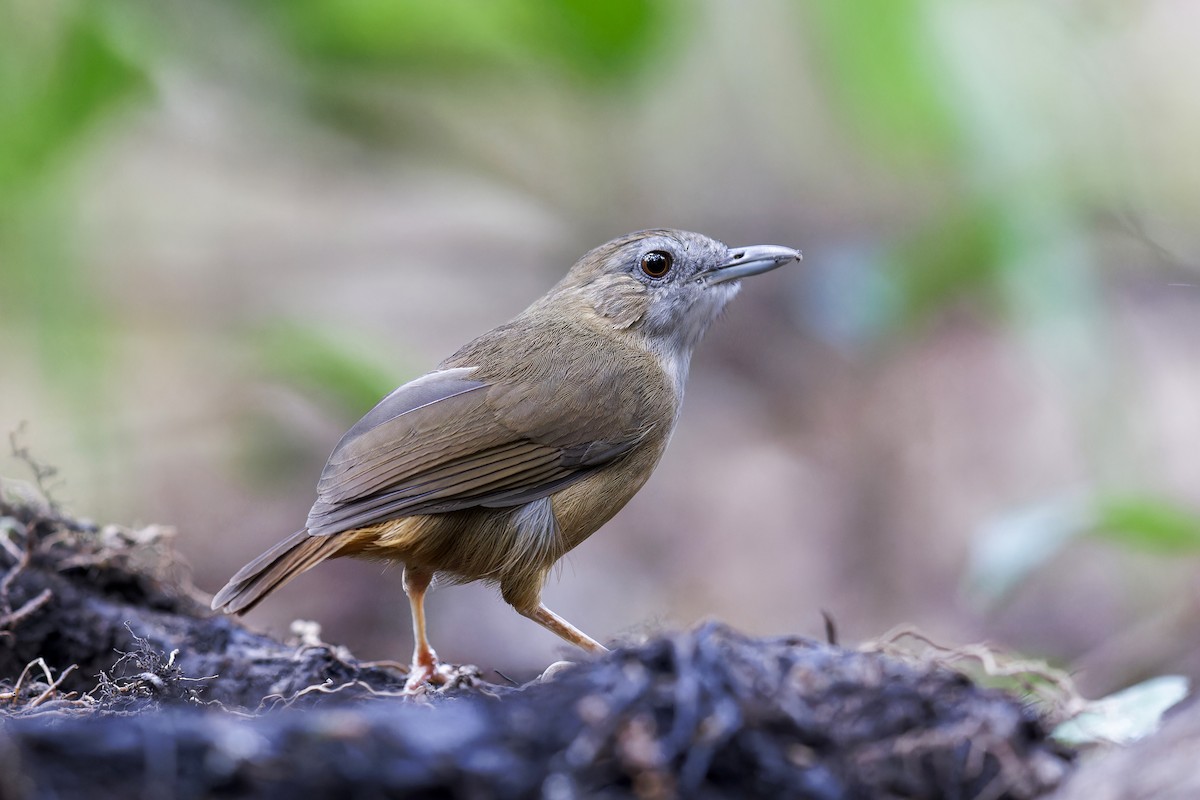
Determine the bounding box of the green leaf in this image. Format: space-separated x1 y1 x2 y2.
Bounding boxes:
1093 498 1200 554
1053 675 1189 746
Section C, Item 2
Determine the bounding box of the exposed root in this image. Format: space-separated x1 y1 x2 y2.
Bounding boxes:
1 658 80 717
258 679 412 712
865 625 1088 724
0 588 52 636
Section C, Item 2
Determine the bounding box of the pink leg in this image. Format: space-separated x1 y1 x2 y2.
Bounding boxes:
403 567 454 691
519 603 608 654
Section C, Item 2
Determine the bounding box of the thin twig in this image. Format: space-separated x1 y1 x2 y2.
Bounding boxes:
0 588 53 631
0 530 31 617
5 657 57 706
8 425 62 509
0 527 26 562
28 664 78 708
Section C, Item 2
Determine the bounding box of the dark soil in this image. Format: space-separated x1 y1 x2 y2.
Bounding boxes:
0 488 1074 799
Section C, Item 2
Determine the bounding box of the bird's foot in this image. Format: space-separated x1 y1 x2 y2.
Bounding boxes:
403 650 460 692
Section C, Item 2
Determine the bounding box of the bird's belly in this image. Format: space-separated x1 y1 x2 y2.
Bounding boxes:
550 438 666 550
348 509 522 580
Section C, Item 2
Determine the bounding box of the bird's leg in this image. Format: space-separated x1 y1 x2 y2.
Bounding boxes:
519 603 609 654
403 566 455 691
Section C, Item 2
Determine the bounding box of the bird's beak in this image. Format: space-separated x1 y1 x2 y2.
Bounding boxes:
701 245 802 286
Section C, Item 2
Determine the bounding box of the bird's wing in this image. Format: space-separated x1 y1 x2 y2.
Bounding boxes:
305 366 654 535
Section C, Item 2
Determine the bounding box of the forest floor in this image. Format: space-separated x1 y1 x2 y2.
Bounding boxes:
0 479 1187 799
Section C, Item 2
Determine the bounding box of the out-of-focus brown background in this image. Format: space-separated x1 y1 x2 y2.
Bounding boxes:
2 1 1199 692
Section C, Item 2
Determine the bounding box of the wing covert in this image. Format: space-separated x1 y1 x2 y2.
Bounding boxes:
305 365 658 536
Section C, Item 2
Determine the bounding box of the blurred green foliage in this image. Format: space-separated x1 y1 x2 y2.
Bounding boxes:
1094 498 1200 554
3 1 1195 590
0 0 682 407
255 323 410 422
267 0 678 85
804 1 1101 341
888 199 1011 324
2 0 1113 390
806 0 960 167
243 324 417 489
0 2 147 404
967 493 1200 607
2 0 1196 689
0 3 146 194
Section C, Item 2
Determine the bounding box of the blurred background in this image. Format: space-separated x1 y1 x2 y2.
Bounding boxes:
2 0 1199 693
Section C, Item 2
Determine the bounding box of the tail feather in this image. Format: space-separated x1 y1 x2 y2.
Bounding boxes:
211 530 343 614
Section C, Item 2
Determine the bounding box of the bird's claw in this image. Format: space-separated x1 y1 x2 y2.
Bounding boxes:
403 653 460 693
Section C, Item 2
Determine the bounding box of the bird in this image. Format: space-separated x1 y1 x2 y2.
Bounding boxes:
211 229 800 689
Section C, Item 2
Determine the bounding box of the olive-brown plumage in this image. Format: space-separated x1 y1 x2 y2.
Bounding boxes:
212 229 800 688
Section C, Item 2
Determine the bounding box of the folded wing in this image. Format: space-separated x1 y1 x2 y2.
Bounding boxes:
306 366 651 535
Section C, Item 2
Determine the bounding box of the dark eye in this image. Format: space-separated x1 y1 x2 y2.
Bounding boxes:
640 250 673 278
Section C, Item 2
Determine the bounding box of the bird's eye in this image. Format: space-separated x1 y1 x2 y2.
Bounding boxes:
640 250 673 278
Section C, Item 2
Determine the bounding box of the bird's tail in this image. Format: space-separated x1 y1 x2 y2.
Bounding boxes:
210 530 342 615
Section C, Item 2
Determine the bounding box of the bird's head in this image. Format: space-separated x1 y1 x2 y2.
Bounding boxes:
543 229 801 358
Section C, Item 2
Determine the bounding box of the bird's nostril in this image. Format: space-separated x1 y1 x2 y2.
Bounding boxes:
732 252 745 260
